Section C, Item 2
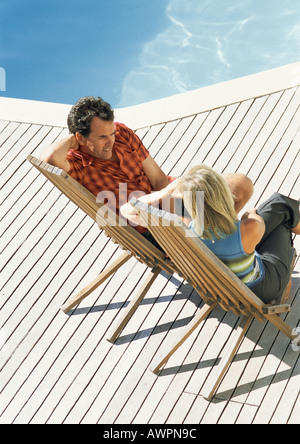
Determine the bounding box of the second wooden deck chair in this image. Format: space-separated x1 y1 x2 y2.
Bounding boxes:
26 155 176 342
131 198 299 401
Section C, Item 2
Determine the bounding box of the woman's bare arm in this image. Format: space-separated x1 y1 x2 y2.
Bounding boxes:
120 179 182 227
240 209 265 254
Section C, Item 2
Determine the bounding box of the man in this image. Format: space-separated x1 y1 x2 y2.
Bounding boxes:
41 96 170 234
41 96 253 235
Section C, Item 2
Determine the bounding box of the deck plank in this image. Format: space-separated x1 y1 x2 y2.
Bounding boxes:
0 79 300 424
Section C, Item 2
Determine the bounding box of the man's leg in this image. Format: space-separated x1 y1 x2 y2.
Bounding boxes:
223 173 254 213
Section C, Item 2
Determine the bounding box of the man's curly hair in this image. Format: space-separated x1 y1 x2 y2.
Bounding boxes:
67 96 114 137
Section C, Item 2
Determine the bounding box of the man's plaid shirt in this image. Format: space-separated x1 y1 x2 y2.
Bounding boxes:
67 122 153 232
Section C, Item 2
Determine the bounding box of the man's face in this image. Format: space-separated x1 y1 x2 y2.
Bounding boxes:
77 117 116 160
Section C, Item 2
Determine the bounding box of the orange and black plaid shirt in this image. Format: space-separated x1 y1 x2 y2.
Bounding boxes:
67 122 153 233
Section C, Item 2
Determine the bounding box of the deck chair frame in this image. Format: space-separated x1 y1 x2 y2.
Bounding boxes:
27 155 176 342
131 198 299 401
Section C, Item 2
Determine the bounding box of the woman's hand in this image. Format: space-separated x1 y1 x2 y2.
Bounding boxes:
120 201 148 227
241 208 258 220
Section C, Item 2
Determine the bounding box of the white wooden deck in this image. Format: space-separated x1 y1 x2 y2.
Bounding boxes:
0 69 299 424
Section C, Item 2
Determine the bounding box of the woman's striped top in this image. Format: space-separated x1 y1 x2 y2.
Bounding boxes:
189 220 264 288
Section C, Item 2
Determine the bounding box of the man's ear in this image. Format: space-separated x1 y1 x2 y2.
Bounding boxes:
75 132 86 146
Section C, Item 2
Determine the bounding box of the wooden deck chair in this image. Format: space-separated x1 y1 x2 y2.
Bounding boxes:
131 198 299 401
26 155 176 342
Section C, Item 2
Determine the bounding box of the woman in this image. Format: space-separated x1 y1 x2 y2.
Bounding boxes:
177 165 299 304
122 165 299 304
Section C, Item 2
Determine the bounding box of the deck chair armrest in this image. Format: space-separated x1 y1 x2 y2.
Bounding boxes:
262 304 291 315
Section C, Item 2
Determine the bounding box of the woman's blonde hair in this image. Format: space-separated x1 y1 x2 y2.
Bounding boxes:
178 165 238 240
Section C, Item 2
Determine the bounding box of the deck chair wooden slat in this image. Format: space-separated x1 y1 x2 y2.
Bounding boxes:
131 198 299 400
170 224 262 309
26 155 177 341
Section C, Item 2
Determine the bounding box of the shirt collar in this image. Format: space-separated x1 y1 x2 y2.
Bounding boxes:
70 149 94 167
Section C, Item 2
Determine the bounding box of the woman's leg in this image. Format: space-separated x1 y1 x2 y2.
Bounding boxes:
251 225 296 303
256 192 299 246
292 203 300 234
250 193 299 303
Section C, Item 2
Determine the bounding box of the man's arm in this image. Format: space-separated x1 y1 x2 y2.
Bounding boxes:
40 134 79 172
141 155 170 191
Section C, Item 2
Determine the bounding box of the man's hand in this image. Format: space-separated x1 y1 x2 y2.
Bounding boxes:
241 208 258 220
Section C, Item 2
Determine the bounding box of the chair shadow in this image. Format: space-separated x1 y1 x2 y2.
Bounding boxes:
156 277 300 402
67 273 199 317
65 268 300 403
156 337 300 404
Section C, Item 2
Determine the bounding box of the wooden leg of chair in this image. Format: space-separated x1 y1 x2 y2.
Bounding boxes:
60 252 132 313
201 315 253 401
150 302 217 374
264 313 298 342
106 266 162 343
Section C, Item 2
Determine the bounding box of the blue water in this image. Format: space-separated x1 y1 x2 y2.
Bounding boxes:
117 0 300 107
0 0 299 107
